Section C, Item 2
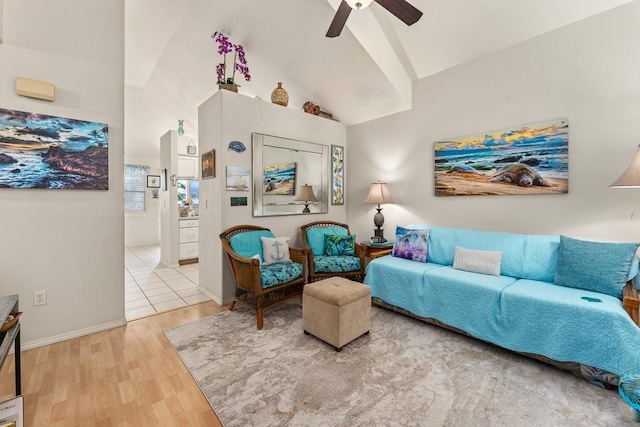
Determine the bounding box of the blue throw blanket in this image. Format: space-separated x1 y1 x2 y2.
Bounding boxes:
365 255 640 376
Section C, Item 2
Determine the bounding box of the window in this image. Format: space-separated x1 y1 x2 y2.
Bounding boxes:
124 164 150 212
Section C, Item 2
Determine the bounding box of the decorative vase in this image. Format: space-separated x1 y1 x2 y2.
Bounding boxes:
271 82 289 107
218 83 238 93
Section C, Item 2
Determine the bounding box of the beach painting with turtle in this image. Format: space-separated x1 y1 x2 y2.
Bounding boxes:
434 118 568 196
263 162 296 195
0 107 108 190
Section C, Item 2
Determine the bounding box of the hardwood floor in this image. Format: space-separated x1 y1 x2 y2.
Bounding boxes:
0 302 227 426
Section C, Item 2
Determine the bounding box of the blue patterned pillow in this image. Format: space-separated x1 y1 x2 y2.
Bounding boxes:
554 235 639 298
392 226 430 263
324 234 356 256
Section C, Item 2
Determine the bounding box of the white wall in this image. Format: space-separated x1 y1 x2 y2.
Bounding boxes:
124 153 161 247
347 2 640 244
0 0 125 348
199 90 347 304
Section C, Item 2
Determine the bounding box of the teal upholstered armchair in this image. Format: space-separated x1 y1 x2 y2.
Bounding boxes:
220 225 307 330
300 221 365 283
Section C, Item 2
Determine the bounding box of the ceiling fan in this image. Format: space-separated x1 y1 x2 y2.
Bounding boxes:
326 0 423 38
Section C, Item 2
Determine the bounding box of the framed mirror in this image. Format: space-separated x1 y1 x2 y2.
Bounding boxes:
252 133 329 217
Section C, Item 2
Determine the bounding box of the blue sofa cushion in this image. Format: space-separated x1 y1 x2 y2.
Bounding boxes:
260 261 303 289
306 226 348 256
392 226 430 263
324 234 356 256
554 235 639 298
230 230 275 259
313 255 361 273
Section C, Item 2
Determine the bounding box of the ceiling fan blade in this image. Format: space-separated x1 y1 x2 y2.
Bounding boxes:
326 1 352 38
374 0 423 26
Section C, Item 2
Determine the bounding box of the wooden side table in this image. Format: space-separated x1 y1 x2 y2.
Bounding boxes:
360 241 394 266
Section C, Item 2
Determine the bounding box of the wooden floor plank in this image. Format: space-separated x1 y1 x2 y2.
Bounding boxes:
0 301 226 426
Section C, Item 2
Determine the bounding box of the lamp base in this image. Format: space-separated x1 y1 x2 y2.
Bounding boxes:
372 228 386 243
302 204 311 213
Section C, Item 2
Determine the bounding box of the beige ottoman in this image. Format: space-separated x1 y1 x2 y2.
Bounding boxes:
303 277 371 351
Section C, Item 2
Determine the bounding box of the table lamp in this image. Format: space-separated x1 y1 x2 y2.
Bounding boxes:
364 181 394 242
610 145 640 187
294 184 318 213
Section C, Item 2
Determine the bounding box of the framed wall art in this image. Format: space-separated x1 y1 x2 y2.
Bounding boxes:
263 162 296 195
201 149 215 179
230 197 247 206
226 166 250 191
0 107 109 190
147 175 161 188
434 118 569 197
331 144 344 205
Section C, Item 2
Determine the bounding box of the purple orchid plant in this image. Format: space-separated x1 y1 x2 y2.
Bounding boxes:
211 32 251 86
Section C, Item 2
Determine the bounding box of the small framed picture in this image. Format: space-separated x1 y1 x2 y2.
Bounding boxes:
230 197 248 206
187 140 197 155
202 149 216 179
147 175 161 188
149 189 159 199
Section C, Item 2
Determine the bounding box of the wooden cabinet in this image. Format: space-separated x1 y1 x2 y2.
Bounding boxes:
177 155 198 179
179 219 199 263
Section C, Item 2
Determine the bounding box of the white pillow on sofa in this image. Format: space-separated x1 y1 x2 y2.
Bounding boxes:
260 236 291 264
453 246 502 276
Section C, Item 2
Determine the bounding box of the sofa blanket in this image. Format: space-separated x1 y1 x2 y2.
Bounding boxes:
364 225 640 384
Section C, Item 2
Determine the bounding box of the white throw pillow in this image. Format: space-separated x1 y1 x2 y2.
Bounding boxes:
260 236 291 265
453 246 502 276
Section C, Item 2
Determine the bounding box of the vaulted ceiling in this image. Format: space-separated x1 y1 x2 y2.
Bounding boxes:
124 0 633 156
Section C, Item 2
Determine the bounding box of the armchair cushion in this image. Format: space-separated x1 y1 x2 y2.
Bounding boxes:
324 234 356 256
260 262 304 289
313 255 361 273
230 230 275 259
307 226 349 256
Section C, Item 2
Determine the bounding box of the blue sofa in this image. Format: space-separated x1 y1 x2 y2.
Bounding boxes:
364 225 640 386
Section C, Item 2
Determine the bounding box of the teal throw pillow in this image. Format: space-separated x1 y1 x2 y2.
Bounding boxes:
553 235 639 298
392 226 430 263
324 234 356 256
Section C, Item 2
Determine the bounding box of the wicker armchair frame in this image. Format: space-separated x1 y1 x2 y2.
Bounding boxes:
220 224 307 330
300 221 366 283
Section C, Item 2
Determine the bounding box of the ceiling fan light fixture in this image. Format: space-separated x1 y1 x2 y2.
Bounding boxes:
345 0 374 10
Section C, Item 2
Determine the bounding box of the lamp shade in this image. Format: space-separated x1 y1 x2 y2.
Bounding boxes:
345 0 374 9
364 182 394 205
610 145 640 188
294 184 318 202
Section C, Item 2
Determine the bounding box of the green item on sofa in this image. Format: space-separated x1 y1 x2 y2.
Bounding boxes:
554 235 639 298
324 234 356 256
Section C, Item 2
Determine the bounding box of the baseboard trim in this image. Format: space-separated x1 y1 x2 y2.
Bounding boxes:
21 318 127 351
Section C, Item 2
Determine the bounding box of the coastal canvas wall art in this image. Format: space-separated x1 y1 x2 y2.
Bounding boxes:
434 118 568 196
0 108 109 190
263 162 296 195
226 166 250 191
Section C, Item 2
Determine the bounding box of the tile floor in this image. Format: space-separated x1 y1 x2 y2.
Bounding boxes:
125 244 211 321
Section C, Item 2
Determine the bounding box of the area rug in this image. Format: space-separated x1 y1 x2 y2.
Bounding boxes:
164 300 635 426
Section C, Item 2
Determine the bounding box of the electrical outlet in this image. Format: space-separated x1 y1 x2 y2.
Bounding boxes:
34 290 47 306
